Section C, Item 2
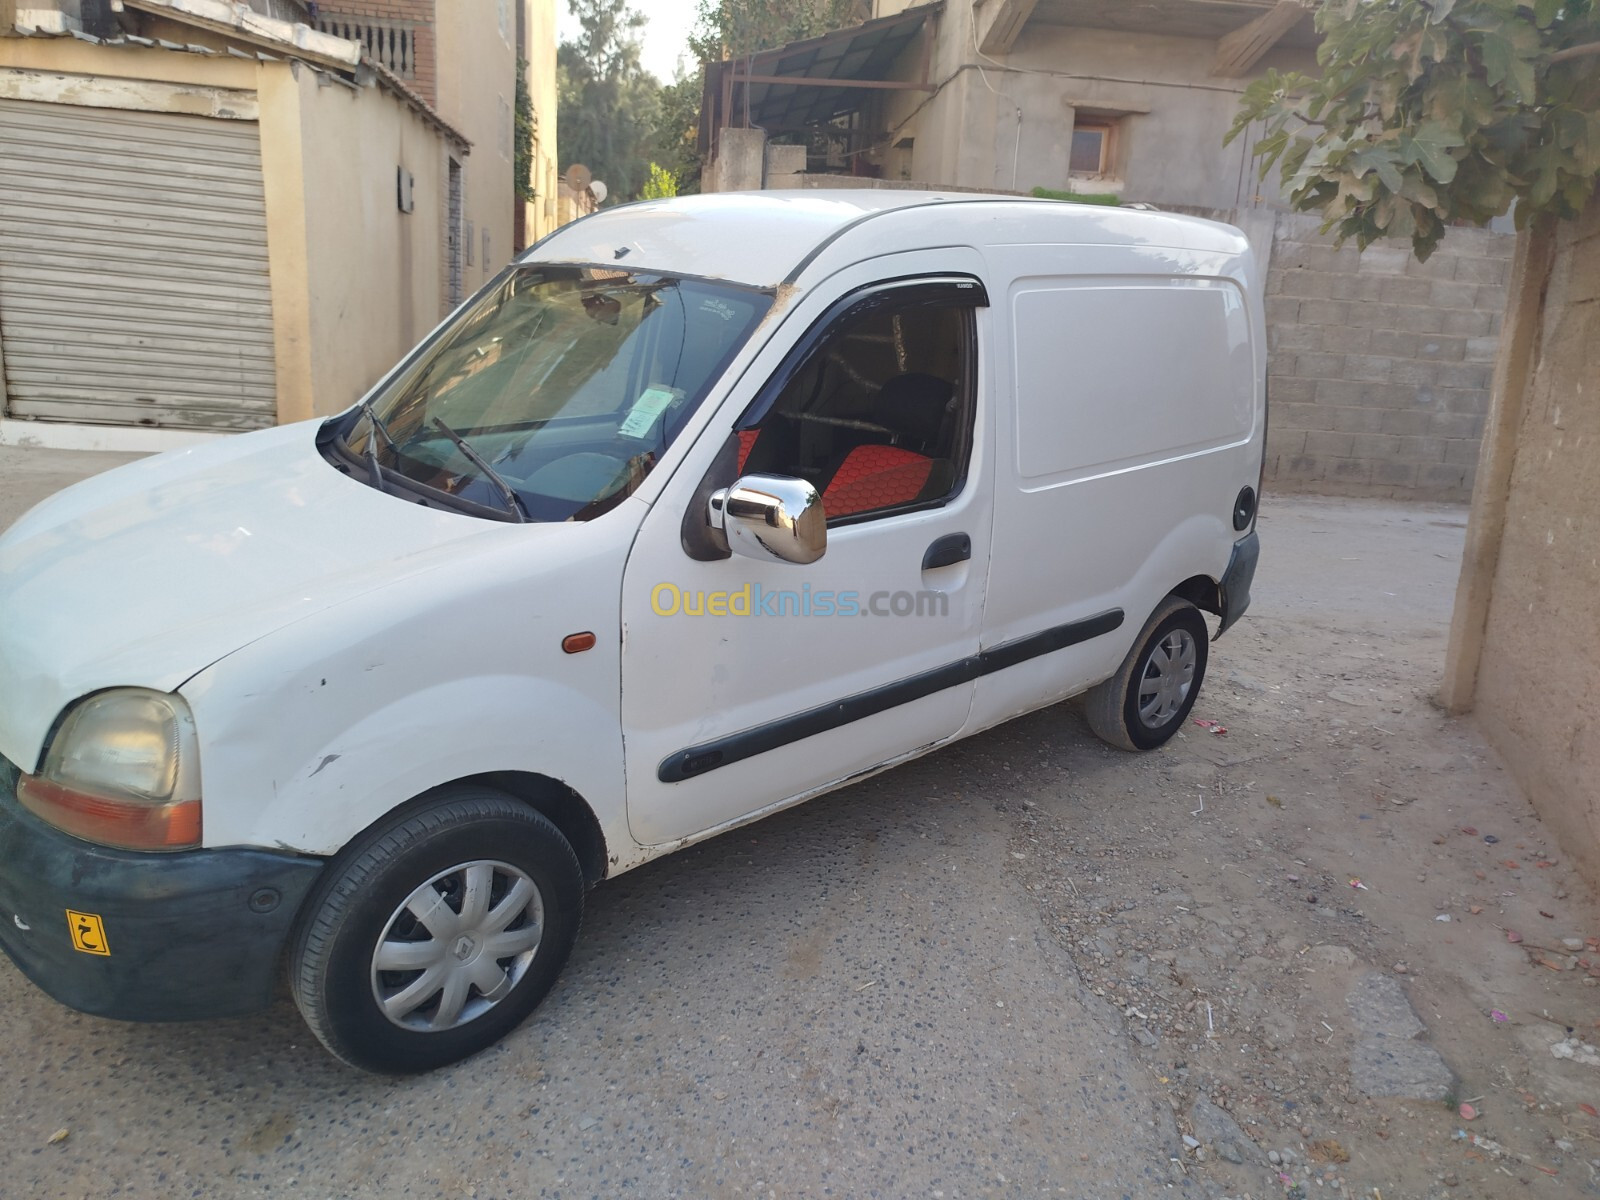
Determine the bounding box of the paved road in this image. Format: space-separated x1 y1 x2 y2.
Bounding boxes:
0 450 1453 1199
0 737 1186 1199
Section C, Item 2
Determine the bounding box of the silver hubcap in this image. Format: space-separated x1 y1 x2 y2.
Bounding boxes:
1137 628 1196 728
371 860 544 1032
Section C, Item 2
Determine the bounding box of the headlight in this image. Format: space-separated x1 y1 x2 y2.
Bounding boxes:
18 689 202 851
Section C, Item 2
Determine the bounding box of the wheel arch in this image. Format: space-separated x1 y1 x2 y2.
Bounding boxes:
319 771 612 887
1169 573 1222 617
466 771 610 885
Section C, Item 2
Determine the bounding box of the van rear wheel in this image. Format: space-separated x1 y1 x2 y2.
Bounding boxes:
1085 596 1209 752
290 787 584 1073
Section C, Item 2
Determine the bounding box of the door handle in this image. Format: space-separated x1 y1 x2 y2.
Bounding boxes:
922 533 972 571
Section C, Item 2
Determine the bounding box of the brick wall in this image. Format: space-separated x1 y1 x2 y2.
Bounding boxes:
1264 214 1515 501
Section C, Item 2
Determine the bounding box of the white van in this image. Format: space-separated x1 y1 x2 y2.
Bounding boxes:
0 192 1262 1072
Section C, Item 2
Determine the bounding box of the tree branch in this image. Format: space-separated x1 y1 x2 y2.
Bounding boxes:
1550 40 1600 63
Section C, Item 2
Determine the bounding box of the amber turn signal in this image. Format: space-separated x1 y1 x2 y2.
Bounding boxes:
561 631 597 654
17 774 202 851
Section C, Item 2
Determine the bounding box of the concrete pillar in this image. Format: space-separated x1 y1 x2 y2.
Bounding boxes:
1439 215 1560 713
710 127 767 193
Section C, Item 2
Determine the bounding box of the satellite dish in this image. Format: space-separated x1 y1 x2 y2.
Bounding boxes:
567 163 592 190
589 180 608 204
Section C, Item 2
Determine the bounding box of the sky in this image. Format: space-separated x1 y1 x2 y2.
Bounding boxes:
557 0 703 84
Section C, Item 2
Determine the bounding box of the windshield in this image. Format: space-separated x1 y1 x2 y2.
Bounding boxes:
328 266 772 521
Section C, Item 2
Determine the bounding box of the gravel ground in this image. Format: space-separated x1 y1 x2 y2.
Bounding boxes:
1 451 1597 1200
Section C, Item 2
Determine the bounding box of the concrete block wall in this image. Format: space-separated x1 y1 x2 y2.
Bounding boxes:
1264 214 1515 501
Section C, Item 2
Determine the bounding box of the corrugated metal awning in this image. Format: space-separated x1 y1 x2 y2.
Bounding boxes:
699 3 941 154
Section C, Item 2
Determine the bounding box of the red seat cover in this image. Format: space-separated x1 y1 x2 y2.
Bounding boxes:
736 429 760 472
823 445 934 518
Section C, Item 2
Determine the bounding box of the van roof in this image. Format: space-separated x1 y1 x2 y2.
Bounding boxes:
524 191 1249 290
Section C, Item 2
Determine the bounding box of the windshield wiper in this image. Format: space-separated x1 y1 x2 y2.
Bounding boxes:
431 417 529 523
357 399 396 494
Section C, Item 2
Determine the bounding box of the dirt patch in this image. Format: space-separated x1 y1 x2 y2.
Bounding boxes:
992 497 1600 1199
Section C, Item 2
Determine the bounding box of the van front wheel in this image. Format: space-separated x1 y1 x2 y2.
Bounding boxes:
1085 596 1209 752
290 787 584 1073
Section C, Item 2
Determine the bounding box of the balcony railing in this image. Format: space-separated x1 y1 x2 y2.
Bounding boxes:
314 16 416 78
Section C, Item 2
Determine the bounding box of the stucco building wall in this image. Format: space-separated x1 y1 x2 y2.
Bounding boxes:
311 1 536 293
292 64 450 414
433 0 517 292
1445 193 1600 883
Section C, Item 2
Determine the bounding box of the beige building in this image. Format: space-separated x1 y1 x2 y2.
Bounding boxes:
703 0 1321 206
0 0 560 452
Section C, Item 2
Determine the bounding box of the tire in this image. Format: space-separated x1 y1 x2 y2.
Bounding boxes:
289 786 584 1073
1085 596 1210 752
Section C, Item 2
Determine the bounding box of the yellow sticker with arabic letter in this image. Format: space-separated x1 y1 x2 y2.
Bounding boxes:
66 910 109 956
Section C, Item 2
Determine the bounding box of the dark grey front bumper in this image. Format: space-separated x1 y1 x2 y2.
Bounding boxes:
0 761 324 1021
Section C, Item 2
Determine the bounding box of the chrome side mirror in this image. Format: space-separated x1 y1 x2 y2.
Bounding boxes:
708 474 826 565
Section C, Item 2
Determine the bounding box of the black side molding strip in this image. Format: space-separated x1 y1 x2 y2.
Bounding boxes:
657 608 1124 782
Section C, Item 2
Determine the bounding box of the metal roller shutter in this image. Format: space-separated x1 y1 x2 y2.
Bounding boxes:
0 99 276 431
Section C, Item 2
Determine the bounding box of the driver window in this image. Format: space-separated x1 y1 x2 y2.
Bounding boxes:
736 294 976 524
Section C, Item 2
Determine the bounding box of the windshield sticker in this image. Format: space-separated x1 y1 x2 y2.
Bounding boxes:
700 298 737 322
618 385 682 439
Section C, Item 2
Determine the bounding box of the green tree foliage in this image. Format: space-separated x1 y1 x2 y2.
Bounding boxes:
673 1 869 190
651 69 705 194
1229 0 1600 259
640 162 681 199
558 1 871 202
689 0 868 62
514 58 537 204
558 0 660 203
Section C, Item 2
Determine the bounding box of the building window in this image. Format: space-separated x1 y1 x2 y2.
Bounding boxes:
1070 120 1116 177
